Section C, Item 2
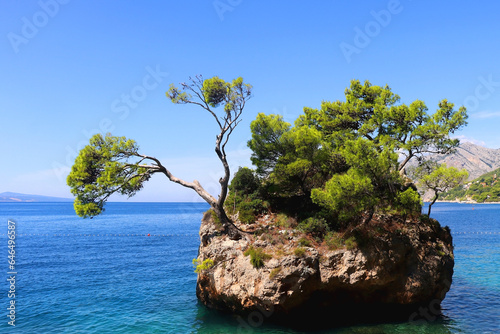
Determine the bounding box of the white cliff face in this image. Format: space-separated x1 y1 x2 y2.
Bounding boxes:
195 211 454 325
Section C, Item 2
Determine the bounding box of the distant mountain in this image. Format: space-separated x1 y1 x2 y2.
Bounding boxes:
441 167 500 203
410 142 500 181
0 192 72 203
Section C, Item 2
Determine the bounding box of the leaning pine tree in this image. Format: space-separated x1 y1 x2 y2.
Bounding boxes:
67 75 252 239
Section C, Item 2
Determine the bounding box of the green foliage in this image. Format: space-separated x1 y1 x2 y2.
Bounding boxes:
244 246 272 269
238 208 256 224
247 114 292 176
276 213 289 227
395 187 422 215
324 232 344 250
304 81 467 166
298 217 330 239
167 75 252 114
442 167 500 203
344 236 358 250
417 162 469 195
248 113 338 203
192 258 215 273
294 247 306 257
68 75 253 228
416 162 468 215
298 237 312 247
274 213 298 229
202 76 229 107
206 209 223 228
247 79 467 226
311 168 375 225
225 167 267 224
67 134 151 218
229 167 260 194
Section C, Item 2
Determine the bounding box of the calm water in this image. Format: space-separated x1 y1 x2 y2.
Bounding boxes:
0 202 498 333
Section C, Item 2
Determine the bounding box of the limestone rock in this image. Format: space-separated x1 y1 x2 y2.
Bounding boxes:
195 212 454 326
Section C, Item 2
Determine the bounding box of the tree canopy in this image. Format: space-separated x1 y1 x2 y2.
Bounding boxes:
246 79 467 226
67 75 252 238
68 77 468 233
415 162 469 216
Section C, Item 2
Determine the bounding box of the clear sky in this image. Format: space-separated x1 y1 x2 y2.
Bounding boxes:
1 1 500 201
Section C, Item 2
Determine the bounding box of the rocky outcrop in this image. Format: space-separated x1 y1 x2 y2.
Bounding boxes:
195 211 454 327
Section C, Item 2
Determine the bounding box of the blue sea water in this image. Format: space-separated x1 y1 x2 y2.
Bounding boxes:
0 202 498 333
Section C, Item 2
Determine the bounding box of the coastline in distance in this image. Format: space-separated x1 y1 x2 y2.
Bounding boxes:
0 192 72 203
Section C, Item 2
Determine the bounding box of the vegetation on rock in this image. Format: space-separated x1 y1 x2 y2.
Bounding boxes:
231 79 467 234
196 79 461 324
193 258 215 273
244 246 272 268
441 167 500 203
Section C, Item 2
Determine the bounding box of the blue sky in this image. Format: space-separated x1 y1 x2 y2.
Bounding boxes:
1 0 500 201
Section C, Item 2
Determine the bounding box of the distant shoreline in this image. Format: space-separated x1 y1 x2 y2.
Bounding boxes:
436 200 500 204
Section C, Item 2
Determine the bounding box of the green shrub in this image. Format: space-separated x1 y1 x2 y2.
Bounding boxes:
345 236 358 250
298 217 329 239
230 167 260 195
298 237 312 247
244 246 271 268
192 258 214 273
238 196 263 211
276 213 289 227
276 213 298 229
324 231 344 250
395 187 422 215
294 247 306 257
225 167 267 220
226 189 266 224
206 209 222 228
238 208 255 224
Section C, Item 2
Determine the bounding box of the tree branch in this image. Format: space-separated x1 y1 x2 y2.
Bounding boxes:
134 153 217 206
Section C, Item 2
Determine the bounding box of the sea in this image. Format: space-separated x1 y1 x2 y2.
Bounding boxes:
0 202 498 334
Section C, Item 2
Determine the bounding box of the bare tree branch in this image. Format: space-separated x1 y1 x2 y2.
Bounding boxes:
133 153 217 206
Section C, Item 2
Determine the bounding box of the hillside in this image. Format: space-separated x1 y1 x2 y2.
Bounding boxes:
426 142 500 180
0 192 72 203
441 168 500 203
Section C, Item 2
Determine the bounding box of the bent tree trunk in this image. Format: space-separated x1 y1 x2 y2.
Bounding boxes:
69 76 252 233
165 75 252 239
428 192 439 217
155 160 242 240
212 204 242 240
